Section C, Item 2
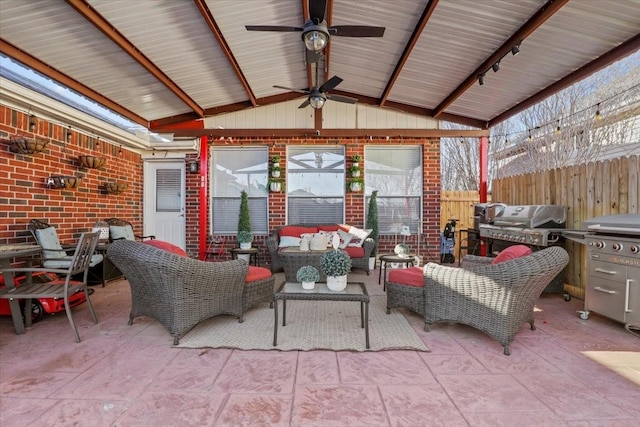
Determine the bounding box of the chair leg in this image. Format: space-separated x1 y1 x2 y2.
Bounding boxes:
503 345 511 356
84 287 99 324
173 336 180 345
64 297 81 343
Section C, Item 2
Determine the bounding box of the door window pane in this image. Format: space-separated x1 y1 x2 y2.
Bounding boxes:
156 169 181 212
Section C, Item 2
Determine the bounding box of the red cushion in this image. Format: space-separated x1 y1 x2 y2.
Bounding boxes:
246 266 272 282
143 240 188 257
279 226 318 238
491 245 532 265
389 267 424 287
344 246 365 258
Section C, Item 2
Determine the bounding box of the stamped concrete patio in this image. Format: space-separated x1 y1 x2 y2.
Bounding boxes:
1 270 639 426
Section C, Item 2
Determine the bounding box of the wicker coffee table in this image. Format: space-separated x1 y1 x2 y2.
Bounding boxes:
273 281 370 348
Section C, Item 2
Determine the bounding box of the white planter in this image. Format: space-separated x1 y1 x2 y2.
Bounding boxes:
237 253 251 263
270 182 282 192
350 181 362 192
369 257 376 270
326 275 348 291
302 281 315 290
271 169 280 178
239 242 251 249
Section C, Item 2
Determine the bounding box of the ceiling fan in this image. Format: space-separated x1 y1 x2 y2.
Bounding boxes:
245 0 385 63
274 75 357 109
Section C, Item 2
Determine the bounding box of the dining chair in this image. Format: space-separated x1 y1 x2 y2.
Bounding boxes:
0 232 100 342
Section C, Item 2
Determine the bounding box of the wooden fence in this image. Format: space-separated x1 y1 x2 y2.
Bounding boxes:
491 154 639 299
439 190 489 260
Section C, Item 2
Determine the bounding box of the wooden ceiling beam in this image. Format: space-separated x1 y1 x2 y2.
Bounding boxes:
0 38 148 127
167 128 489 138
65 0 204 118
432 0 569 118
194 0 257 107
380 0 439 107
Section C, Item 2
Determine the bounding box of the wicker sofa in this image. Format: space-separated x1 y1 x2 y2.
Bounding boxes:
386 246 569 355
108 240 250 345
265 223 375 276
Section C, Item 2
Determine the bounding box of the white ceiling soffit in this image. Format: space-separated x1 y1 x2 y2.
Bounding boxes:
0 0 638 131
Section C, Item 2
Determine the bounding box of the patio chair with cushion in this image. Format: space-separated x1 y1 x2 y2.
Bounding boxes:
107 240 250 345
28 219 104 270
104 218 155 242
386 246 569 355
0 232 100 342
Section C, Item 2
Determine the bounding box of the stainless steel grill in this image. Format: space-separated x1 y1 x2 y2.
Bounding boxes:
580 214 640 337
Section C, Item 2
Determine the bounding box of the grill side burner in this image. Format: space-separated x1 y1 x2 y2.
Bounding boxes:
580 214 640 337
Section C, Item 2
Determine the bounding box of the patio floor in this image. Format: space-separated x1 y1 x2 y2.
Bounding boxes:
1 269 639 426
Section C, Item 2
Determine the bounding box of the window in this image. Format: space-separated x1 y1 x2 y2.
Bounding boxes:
287 146 345 224
365 146 422 235
210 148 268 234
156 169 181 212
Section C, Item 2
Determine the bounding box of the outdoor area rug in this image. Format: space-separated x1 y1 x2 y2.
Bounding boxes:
176 295 429 352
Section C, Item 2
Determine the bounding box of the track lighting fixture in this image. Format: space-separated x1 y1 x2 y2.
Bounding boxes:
492 62 500 72
118 145 123 156
556 120 561 135
595 103 601 120
528 130 532 141
66 126 72 142
511 44 520 56
478 73 485 86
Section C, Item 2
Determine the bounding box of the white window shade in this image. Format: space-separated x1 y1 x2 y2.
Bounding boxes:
156 169 181 212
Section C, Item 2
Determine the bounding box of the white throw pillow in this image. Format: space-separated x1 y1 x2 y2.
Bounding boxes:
336 229 353 249
279 236 301 247
310 233 328 251
347 226 372 247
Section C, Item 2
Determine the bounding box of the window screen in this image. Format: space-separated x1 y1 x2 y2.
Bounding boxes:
211 148 268 233
287 146 345 224
365 146 422 235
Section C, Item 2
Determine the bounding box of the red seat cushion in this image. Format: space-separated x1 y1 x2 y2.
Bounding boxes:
344 246 365 258
388 267 424 287
491 245 532 265
279 226 318 238
142 240 188 257
246 266 272 282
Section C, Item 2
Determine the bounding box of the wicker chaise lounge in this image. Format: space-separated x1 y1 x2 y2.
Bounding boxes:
107 240 249 345
387 246 569 355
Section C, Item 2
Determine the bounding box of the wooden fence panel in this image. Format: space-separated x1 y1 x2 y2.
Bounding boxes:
491 155 639 299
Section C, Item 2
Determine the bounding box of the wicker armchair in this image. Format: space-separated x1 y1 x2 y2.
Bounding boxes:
423 246 569 355
107 240 248 345
104 218 155 241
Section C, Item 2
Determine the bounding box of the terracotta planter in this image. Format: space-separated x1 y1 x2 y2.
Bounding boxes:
104 182 129 194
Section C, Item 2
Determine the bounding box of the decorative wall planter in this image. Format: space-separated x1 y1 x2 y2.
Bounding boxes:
8 136 48 154
269 180 284 192
349 180 363 192
78 155 107 169
47 176 81 189
104 182 129 194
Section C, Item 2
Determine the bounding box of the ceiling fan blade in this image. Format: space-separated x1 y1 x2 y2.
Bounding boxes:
273 85 310 95
309 0 327 22
319 75 343 93
298 99 311 109
306 49 322 64
327 94 358 104
329 25 385 37
245 25 303 32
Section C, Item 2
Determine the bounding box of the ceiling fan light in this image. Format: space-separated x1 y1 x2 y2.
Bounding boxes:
303 29 328 53
309 95 326 109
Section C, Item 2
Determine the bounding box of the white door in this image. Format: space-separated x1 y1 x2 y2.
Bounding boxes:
144 160 186 249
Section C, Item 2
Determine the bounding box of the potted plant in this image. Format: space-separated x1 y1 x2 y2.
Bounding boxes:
350 154 362 177
237 190 253 249
320 249 352 291
349 177 364 192
366 190 379 270
271 164 282 178
271 155 281 167
268 178 284 192
296 265 320 290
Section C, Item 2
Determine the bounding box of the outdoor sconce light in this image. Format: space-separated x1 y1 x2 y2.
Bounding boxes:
29 114 37 132
188 159 200 174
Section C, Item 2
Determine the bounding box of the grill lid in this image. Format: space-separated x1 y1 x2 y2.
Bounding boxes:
582 213 640 236
491 205 567 229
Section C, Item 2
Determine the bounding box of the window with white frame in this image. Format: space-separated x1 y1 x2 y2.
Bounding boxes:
287 146 345 224
365 146 422 235
210 147 268 234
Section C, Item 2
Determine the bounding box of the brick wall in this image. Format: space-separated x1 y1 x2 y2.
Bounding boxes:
0 106 144 245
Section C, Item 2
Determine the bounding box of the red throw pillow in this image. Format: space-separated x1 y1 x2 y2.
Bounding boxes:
279 226 318 238
344 246 365 258
389 267 424 287
491 245 532 265
142 240 188 257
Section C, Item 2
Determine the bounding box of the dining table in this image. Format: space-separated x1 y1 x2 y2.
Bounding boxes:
0 244 43 334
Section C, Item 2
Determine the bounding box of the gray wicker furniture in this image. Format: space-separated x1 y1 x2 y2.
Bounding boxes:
279 247 330 282
0 232 100 342
273 281 370 348
266 224 375 275
104 218 155 241
387 246 570 355
243 273 275 312
107 240 249 345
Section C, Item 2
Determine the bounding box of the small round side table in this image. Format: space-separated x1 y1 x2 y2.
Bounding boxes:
230 247 259 266
378 254 415 291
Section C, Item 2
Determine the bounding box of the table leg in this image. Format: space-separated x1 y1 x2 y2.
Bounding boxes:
378 260 383 285
1 264 25 335
360 301 364 328
365 301 370 349
282 300 287 326
273 298 278 346
383 262 388 291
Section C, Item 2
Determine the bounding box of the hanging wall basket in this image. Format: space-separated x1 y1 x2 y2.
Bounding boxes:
78 155 107 169
8 136 49 154
48 176 81 189
104 182 129 194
